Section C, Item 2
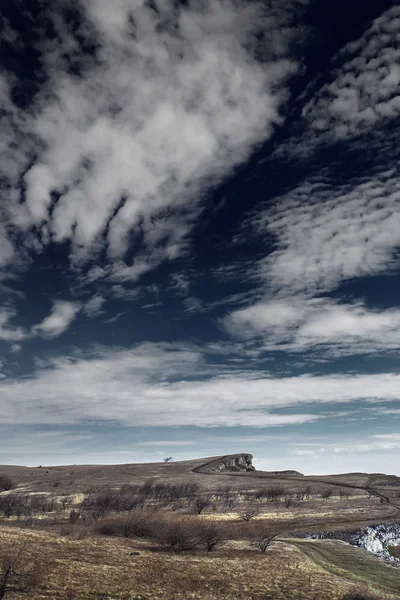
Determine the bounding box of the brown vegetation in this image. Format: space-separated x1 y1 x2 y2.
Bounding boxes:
0 542 45 599
0 455 399 599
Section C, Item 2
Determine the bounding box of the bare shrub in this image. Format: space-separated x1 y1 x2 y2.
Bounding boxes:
163 456 173 463
265 487 285 503
60 496 73 510
194 494 212 515
250 524 284 552
96 511 152 539
0 494 18 518
96 518 123 537
151 515 202 552
0 475 14 492
296 486 313 502
197 521 224 552
237 503 260 522
0 543 45 599
321 488 334 500
123 511 152 538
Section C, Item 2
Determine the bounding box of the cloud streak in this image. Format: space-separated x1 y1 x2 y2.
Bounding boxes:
1 343 400 427
33 300 81 339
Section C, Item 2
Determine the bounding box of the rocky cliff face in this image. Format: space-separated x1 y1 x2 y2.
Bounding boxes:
352 524 400 560
198 453 255 473
308 523 400 563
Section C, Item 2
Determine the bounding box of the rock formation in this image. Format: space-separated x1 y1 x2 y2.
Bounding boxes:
196 453 255 473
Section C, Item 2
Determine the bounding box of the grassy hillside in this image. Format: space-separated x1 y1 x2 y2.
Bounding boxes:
1 454 399 599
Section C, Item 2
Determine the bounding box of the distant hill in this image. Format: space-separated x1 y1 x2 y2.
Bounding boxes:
1 454 400 503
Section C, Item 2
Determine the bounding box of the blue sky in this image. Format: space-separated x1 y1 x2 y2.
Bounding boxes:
1 0 400 473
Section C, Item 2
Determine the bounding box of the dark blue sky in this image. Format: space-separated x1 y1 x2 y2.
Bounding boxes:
1 0 400 473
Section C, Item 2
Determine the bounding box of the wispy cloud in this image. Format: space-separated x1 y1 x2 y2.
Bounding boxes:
33 300 81 339
278 5 400 157
290 433 400 457
1 343 400 427
223 298 400 356
84 295 105 318
0 309 28 342
256 169 400 298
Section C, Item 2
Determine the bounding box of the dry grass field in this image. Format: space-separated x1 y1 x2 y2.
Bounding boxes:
1 454 399 600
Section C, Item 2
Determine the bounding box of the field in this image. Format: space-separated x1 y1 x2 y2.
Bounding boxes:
1 454 400 600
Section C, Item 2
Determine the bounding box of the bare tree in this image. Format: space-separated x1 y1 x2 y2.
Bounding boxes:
163 457 173 463
252 525 284 552
0 543 44 599
198 521 224 552
194 494 212 515
237 503 260 522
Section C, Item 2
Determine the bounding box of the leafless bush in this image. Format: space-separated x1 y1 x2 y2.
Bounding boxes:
151 515 201 552
194 494 212 514
60 496 74 510
123 511 153 538
0 543 45 599
321 488 334 500
250 524 284 552
237 503 260 522
96 511 152 539
197 521 224 552
296 486 313 502
216 486 238 512
0 475 14 492
81 482 203 517
0 494 19 518
266 486 285 502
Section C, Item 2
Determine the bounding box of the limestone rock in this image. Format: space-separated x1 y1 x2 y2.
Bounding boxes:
198 453 255 473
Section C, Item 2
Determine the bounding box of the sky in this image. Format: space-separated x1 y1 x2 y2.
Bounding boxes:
1 0 400 474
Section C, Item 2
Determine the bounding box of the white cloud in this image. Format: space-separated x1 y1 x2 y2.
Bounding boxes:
289 433 400 456
278 5 400 157
10 344 21 353
104 312 125 324
1 343 400 427
224 298 400 356
0 309 28 342
304 6 400 140
223 161 400 357
2 0 298 282
222 299 306 340
33 300 81 339
256 169 400 297
84 295 105 318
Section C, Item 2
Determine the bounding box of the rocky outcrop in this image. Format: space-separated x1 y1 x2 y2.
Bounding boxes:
307 523 400 563
196 454 256 473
